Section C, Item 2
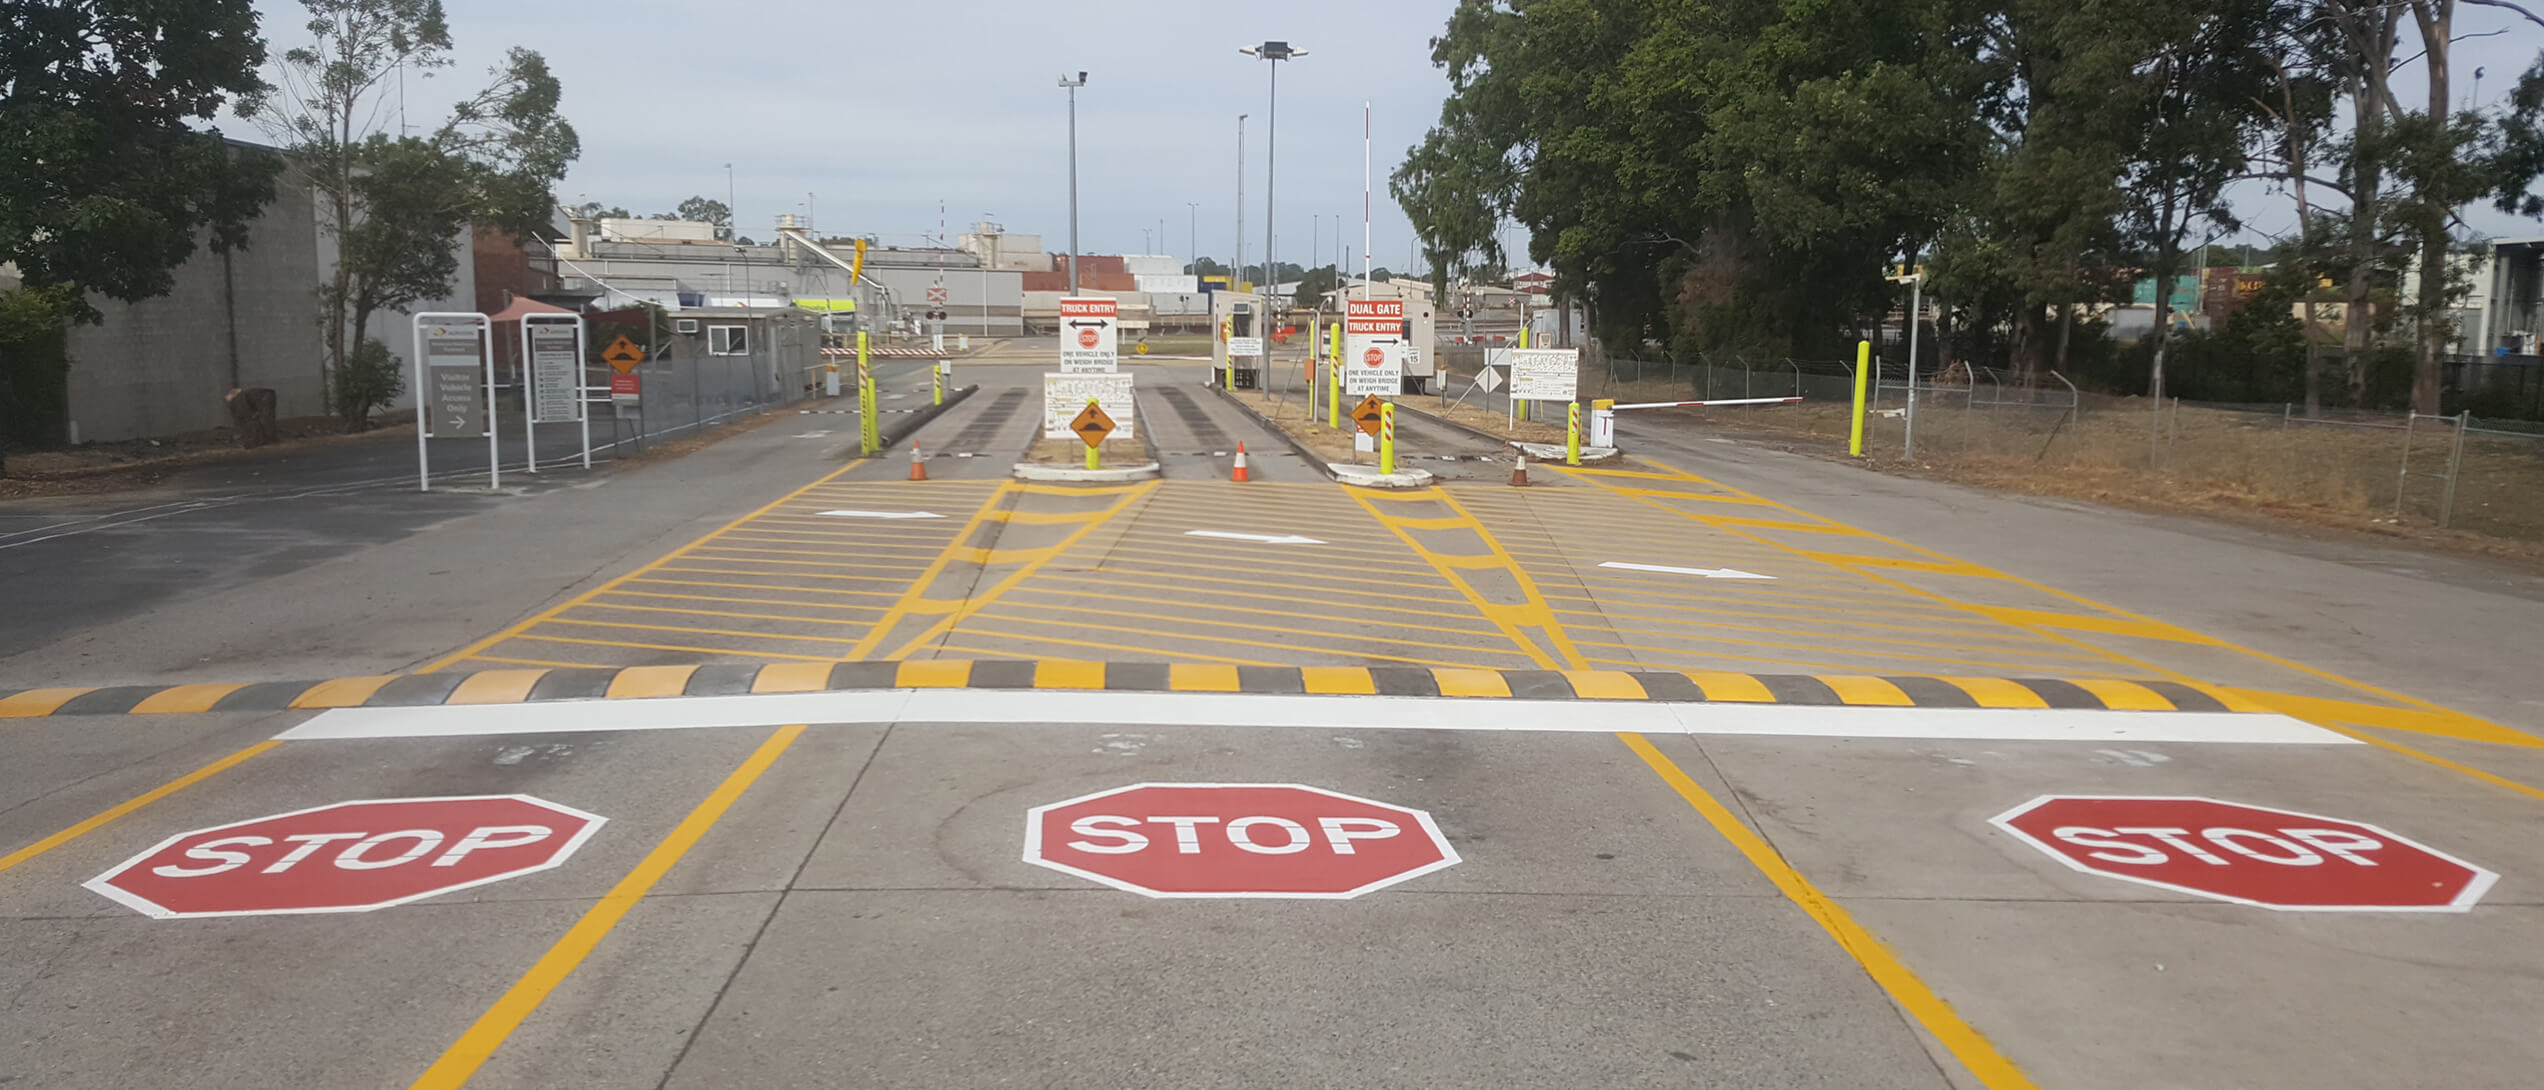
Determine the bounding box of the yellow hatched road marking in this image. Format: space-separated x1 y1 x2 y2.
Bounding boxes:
422 462 868 671
127 683 250 715
1574 637 2096 679
1003 586 1503 639
984 601 1528 658
942 631 1286 666
654 565 913 584
406 724 805 1090
1098 554 1468 600
1351 487 1588 671
1574 615 2114 663
541 617 863 646
464 654 605 670
869 482 1162 661
1051 570 1486 620
583 601 881 625
501 633 836 662
630 577 898 599
1577 625 2099 674
838 482 1023 661
965 611 1507 669
1620 734 2037 1090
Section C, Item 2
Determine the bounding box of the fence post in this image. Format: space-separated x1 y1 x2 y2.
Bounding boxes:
2393 410 2417 518
2440 410 2468 528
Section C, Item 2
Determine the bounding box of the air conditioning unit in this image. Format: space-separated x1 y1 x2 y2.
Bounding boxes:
675 318 701 334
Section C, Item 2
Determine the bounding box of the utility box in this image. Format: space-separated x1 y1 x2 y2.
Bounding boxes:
1400 299 1437 394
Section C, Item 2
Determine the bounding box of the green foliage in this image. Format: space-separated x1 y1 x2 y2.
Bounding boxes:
334 336 404 429
674 196 732 236
0 0 279 320
0 286 80 460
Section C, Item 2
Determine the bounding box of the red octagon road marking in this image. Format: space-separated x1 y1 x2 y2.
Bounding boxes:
1991 795 2496 912
1023 782 1459 899
86 795 606 920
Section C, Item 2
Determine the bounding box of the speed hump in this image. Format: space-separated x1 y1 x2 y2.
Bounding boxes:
1352 395 1386 437
1071 400 1117 447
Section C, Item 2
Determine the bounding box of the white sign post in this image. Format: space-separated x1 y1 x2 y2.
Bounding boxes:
1509 347 1580 429
1344 299 1405 398
411 312 497 492
1059 297 1119 372
1043 372 1136 440
522 313 591 472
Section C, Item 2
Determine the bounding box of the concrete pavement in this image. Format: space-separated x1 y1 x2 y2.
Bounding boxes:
5 342 2543 1089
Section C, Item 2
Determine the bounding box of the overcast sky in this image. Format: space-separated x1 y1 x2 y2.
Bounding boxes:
249 0 2542 272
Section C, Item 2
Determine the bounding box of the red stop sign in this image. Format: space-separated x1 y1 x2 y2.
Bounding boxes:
87 795 605 919
1078 328 1100 348
1024 783 1458 898
1992 795 2495 912
1362 347 1384 367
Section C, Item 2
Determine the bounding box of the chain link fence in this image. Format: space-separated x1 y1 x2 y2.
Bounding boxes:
1587 347 2544 543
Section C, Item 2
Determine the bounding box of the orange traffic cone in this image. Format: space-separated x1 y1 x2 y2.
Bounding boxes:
1231 442 1251 483
909 440 927 481
1509 452 1529 487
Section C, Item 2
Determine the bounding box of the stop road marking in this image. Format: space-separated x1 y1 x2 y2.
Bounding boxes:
1024 783 1459 899
1992 795 2496 912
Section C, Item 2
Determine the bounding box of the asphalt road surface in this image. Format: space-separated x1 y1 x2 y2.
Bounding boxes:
5 339 2541 1089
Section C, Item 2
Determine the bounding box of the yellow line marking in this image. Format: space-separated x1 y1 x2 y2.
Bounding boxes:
982 601 1523 658
423 463 869 671
447 669 549 705
499 633 838 662
1589 458 2544 796
696 544 947 561
2230 689 2544 750
1618 733 2036 1089
1097 555 1471 602
127 683 251 715
629 577 899 600
895 660 973 687
1686 671 1778 702
964 611 1505 669
1433 668 1512 698
1798 552 2004 577
1045 570 1490 622
1576 617 2112 664
290 675 402 709
873 482 1161 661
406 724 805 1090
605 665 697 699
1169 664 1243 692
1299 667 1377 695
2065 678 2177 711
461 654 609 670
838 482 1022 661
600 589 888 612
1004 586 1502 638
1703 516 1874 535
577 601 880 626
540 616 863 645
941 629 1286 666
752 662 832 693
1816 675 1915 706
650 565 913 585
1572 637 2106 680
1962 605 2226 646
0 740 282 877
0 687 93 718
1351 487 1586 671
1036 661 1107 690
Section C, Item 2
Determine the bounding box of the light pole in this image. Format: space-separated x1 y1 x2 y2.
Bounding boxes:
1234 114 1247 289
1059 71 1087 295
1241 41 1306 309
1186 201 1199 272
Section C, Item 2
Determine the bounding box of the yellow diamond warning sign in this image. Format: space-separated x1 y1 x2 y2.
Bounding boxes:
1070 401 1117 447
602 335 645 373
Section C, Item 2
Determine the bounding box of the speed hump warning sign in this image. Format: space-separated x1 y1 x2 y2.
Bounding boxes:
1071 400 1117 446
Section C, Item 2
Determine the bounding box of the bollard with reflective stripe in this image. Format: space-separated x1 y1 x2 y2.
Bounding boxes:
1567 401 1582 466
1328 325 1344 430
1380 401 1396 475
857 331 878 456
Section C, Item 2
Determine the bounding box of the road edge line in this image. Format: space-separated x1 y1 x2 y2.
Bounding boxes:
0 740 281 876
1617 731 2038 1090
405 723 808 1090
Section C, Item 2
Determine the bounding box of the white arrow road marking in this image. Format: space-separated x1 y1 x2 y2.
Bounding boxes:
1599 561 1776 580
1187 530 1326 546
792 430 833 438
819 510 945 520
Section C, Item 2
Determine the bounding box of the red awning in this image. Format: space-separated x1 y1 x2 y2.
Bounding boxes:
488 296 574 322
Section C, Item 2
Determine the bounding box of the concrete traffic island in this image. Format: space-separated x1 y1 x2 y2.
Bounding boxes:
1511 441 1622 464
1328 462 1437 489
1012 460 1160 482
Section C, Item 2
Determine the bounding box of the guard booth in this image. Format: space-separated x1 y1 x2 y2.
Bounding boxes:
1211 289 1267 389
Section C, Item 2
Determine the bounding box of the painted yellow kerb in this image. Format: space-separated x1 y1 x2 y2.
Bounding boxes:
407 724 806 1090
1620 733 2038 1089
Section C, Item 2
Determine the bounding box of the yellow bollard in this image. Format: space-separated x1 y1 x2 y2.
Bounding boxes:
1328 325 1343 429
1084 398 1101 470
1379 401 1396 475
1516 326 1530 422
857 331 877 456
1567 401 1581 466
933 360 945 405
1850 339 1870 457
